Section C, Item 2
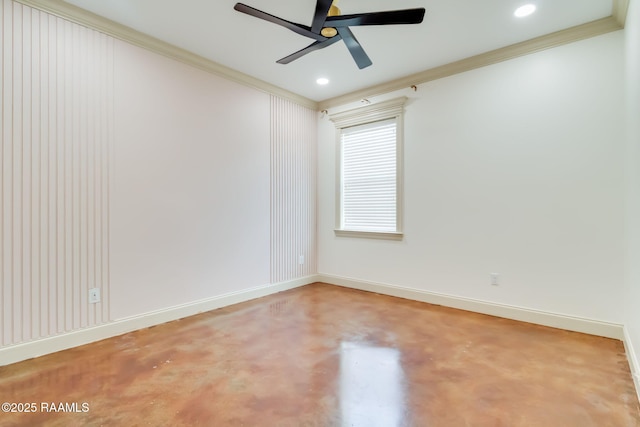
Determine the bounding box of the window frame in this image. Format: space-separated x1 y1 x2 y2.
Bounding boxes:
330 97 406 240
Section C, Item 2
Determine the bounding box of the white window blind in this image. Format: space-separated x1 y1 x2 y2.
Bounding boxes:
341 118 397 232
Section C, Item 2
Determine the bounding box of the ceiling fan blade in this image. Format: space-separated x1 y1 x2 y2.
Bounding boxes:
337 27 372 69
311 0 334 34
277 36 342 64
234 3 327 41
326 8 426 27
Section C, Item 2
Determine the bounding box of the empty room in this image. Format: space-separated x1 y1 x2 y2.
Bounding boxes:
1 0 640 425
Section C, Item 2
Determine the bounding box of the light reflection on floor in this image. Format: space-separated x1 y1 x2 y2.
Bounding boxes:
340 341 406 427
0 283 637 426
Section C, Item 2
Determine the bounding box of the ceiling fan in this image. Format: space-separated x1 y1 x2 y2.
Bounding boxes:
233 0 426 69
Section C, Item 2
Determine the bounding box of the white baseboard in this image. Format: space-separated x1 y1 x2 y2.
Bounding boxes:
317 274 625 340
623 326 640 403
0 275 318 367
2 273 629 372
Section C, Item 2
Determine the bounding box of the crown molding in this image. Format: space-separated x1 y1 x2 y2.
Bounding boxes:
13 0 629 113
12 0 319 110
318 15 624 110
613 0 630 26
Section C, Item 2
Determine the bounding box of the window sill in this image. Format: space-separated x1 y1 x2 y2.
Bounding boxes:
334 229 404 240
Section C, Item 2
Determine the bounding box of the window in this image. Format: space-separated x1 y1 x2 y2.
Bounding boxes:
330 97 406 240
341 119 397 232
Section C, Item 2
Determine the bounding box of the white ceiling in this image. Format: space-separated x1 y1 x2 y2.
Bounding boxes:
61 0 614 102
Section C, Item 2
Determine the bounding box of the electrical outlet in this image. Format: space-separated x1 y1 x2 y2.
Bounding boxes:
490 273 500 286
89 288 101 304
299 255 304 265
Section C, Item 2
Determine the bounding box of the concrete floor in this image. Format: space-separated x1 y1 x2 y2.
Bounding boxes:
0 283 639 426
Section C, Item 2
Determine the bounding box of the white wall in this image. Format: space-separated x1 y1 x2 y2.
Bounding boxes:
0 0 632 371
624 0 640 386
270 96 318 284
318 31 626 323
1 0 317 355
110 41 272 319
1 1 113 345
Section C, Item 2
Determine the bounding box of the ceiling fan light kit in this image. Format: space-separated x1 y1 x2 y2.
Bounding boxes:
234 0 426 69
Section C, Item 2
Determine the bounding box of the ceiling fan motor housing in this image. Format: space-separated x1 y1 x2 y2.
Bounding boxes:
321 4 340 37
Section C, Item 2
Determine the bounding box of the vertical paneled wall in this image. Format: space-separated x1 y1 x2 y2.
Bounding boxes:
270 96 317 283
1 0 114 346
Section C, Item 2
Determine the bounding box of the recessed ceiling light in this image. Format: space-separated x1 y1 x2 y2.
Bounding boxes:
514 4 536 18
316 77 329 85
